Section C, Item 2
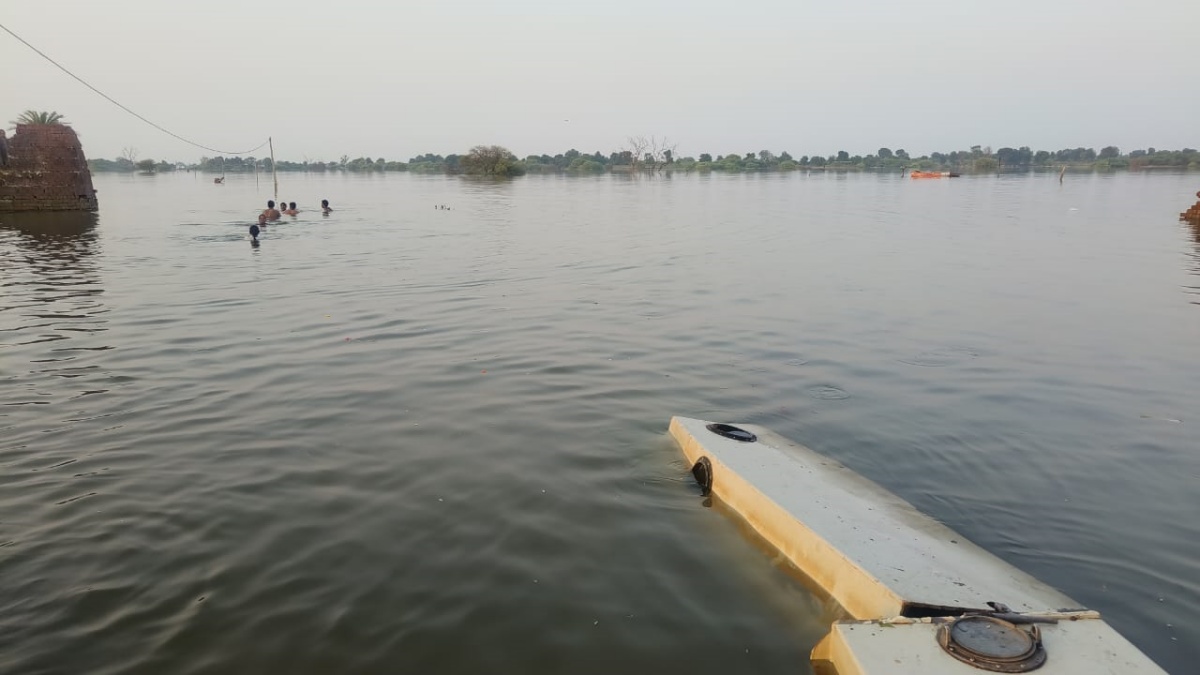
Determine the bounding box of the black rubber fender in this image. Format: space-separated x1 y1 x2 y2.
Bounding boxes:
691 456 714 496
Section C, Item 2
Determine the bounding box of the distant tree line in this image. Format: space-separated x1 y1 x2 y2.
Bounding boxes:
88 157 180 173
88 144 1200 175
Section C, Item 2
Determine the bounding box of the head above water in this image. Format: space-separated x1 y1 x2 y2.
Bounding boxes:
258 213 267 225
321 199 329 208
267 200 275 209
289 202 297 210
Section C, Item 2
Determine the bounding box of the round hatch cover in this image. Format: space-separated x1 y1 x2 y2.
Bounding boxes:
705 423 757 443
937 616 1047 672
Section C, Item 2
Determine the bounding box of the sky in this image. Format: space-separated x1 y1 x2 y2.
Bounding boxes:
3 0 1197 163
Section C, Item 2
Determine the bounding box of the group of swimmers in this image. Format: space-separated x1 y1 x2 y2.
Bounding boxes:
250 199 333 243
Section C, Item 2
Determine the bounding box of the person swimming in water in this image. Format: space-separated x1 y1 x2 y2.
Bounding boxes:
284 201 299 215
263 200 281 221
321 199 332 214
250 213 265 241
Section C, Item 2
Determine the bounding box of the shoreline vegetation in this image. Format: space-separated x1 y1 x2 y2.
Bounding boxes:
88 144 1200 176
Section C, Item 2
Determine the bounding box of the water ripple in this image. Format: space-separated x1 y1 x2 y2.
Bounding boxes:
1 173 1198 674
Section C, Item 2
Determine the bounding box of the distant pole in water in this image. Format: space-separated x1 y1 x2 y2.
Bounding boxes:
269 136 278 203
1059 165 1066 184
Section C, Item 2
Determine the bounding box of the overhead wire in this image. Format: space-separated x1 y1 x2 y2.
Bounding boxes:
0 20 269 156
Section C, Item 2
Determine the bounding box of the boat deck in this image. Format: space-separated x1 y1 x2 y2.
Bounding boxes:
668 416 1167 673
670 416 1075 618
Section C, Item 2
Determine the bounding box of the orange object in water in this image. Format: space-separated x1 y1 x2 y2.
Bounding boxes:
910 171 951 179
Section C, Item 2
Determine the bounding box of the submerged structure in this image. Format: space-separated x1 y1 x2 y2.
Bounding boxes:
0 124 98 212
669 416 1166 674
1181 191 1200 224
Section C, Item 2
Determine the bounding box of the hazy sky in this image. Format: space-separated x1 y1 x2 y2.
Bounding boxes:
3 1 1196 162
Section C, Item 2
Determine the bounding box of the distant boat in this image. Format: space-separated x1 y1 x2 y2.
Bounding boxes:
910 171 959 179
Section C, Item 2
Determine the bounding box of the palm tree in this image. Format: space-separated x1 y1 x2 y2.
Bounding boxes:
11 110 67 126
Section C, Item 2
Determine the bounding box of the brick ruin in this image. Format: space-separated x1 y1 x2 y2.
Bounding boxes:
0 124 98 212
1182 191 1200 225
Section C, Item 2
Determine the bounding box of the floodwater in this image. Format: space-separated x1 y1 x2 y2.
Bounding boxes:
2 170 1197 674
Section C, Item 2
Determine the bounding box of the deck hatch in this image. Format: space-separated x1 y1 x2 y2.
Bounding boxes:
937 616 1047 672
705 423 757 442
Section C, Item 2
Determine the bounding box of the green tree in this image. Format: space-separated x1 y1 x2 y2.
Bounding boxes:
895 149 909 160
877 147 893 159
136 159 157 173
836 150 850 162
345 157 378 172
567 157 604 173
699 153 712 163
11 110 66 126
715 154 745 172
1099 146 1120 159
462 145 524 176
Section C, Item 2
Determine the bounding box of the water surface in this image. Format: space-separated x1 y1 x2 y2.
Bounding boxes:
2 170 1197 673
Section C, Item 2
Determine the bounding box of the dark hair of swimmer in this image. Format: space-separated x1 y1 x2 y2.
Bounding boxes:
289 202 297 210
321 199 329 207
267 200 276 208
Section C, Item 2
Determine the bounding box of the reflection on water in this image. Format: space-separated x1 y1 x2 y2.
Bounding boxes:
1 172 1198 674
0 212 109 398
1184 216 1200 305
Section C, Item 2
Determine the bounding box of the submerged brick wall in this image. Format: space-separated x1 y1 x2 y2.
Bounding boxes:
0 124 98 212
1183 193 1200 224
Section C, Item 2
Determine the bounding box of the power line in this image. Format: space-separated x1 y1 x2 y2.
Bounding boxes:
1 20 269 156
